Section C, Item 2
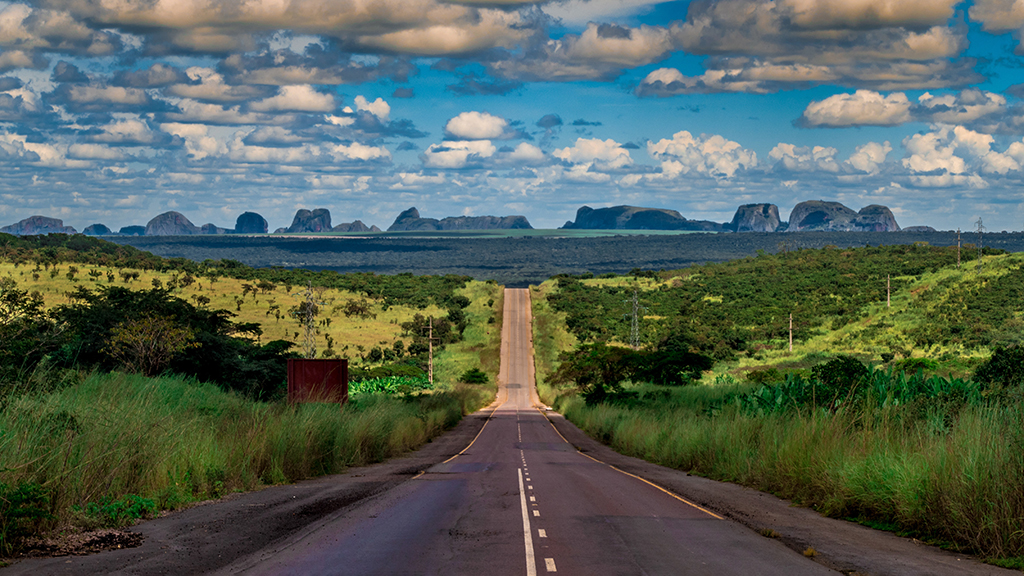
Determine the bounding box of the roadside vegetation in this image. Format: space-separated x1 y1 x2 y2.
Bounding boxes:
0 233 500 556
533 244 1024 565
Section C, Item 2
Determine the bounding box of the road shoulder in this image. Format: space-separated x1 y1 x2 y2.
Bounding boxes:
541 411 1016 576
2 408 494 575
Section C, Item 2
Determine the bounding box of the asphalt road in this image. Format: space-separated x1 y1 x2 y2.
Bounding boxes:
217 289 836 575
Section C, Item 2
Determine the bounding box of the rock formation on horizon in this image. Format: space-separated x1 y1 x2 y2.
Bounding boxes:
285 208 332 233
83 223 113 236
727 204 781 232
788 201 900 232
388 207 533 231
902 225 937 232
235 212 269 234
119 225 145 236
0 216 77 235
332 220 379 233
145 211 199 235
560 205 725 231
200 223 229 234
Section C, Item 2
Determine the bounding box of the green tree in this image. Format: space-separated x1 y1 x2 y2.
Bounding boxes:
105 316 197 376
551 343 635 405
0 278 60 371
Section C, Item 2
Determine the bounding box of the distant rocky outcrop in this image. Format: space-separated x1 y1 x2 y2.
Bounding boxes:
119 225 145 236
787 201 900 232
0 216 77 236
200 223 229 234
285 209 332 233
727 204 782 232
234 212 268 234
902 226 937 232
83 223 113 236
853 205 901 232
332 220 379 233
560 205 724 231
388 207 533 231
388 208 438 231
145 211 199 236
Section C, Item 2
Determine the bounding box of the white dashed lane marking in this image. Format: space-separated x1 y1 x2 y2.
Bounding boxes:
545 558 557 572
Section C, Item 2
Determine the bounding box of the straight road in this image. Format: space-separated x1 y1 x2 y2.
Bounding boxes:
221 289 835 575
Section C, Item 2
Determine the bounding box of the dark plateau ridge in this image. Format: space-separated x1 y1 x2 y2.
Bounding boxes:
107 230 1024 287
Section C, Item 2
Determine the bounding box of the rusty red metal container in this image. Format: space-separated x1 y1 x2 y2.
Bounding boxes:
287 359 349 405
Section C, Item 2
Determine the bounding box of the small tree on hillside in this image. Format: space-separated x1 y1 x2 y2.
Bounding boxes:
105 316 197 376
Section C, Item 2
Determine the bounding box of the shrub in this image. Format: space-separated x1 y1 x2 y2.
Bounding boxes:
811 355 868 392
893 357 939 375
75 494 157 529
0 482 51 555
974 346 1024 388
746 367 782 385
105 316 198 376
459 368 488 384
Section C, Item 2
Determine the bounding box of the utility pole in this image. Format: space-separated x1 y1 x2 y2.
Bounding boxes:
428 316 434 386
887 274 891 308
975 217 985 273
788 313 794 352
957 228 961 269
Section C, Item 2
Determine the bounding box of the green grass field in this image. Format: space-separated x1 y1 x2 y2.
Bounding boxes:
0 369 487 553
0 262 504 387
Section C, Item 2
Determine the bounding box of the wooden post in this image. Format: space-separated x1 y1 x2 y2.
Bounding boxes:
789 312 793 353
887 274 891 308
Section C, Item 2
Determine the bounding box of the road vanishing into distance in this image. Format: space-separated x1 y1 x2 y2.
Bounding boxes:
219 289 836 575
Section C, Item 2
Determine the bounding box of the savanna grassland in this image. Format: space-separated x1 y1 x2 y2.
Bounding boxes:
533 244 1024 567
0 233 501 556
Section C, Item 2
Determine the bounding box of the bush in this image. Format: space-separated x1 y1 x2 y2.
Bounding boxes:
811 355 868 391
893 357 939 375
974 346 1024 388
0 482 51 555
459 368 489 384
809 355 869 409
75 494 157 529
747 367 782 385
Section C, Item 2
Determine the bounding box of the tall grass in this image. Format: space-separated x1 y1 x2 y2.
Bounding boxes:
558 383 1024 559
0 370 474 541
529 282 577 405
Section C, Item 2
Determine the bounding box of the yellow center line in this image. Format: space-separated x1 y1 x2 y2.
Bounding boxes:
536 408 723 520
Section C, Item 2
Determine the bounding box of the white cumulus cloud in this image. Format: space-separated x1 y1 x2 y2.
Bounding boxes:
800 91 912 127
354 95 390 122
249 85 336 113
554 137 632 170
445 111 510 140
422 140 497 168
769 143 840 172
846 141 892 174
647 131 756 178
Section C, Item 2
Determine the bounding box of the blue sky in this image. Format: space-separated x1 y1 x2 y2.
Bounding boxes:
2 0 1024 231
